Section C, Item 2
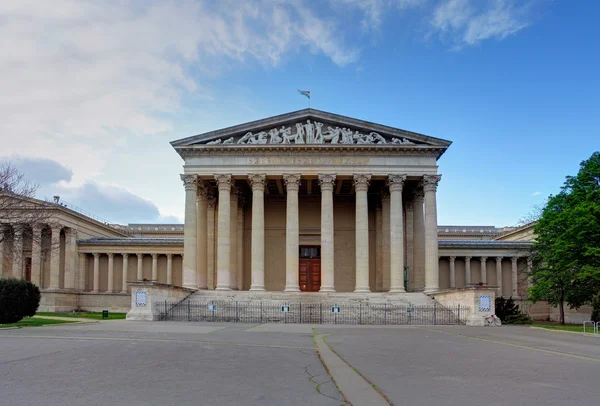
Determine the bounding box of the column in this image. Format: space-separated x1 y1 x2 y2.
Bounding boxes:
381 192 391 291
237 202 244 290
64 228 77 290
121 253 129 293
48 226 61 290
196 182 208 289
465 256 472 286
92 253 100 293
412 190 425 291
166 254 173 285
389 174 407 293
511 257 518 296
136 253 143 280
107 253 114 293
0 225 5 277
496 257 503 296
78 253 87 291
527 258 533 289
181 174 198 289
30 225 43 286
207 197 216 289
249 174 266 291
353 174 371 293
151 253 158 281
480 257 487 284
283 174 301 292
449 256 456 289
375 204 383 292
405 200 414 291
12 225 23 279
319 174 336 292
423 175 441 293
215 174 232 291
229 186 238 289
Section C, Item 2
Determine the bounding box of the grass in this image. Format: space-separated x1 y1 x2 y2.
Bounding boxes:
36 312 127 320
0 317 77 328
532 321 597 333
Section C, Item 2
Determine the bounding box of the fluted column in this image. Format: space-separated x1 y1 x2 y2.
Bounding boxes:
353 174 371 293
78 253 87 291
319 174 336 292
30 225 43 286
449 256 456 289
229 186 238 289
423 175 441 293
405 200 414 291
389 174 407 293
121 253 129 293
207 197 216 289
283 174 301 292
136 253 143 280
496 257 503 296
375 204 383 291
237 202 244 290
48 226 62 290
64 228 77 290
480 257 487 284
107 253 115 293
465 256 472 286
412 190 425 291
527 258 533 290
511 257 518 296
166 254 173 285
196 182 208 289
249 174 266 291
381 192 391 291
151 253 158 282
181 174 198 289
92 253 100 293
0 225 5 277
12 225 23 279
215 174 232 291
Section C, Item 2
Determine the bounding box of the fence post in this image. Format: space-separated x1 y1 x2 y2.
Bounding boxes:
433 303 437 325
187 301 191 322
457 304 461 325
260 301 263 323
236 301 239 322
320 303 323 324
384 303 387 325
300 302 302 324
359 303 362 325
164 300 168 321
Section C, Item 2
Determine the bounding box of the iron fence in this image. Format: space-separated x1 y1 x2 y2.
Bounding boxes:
157 300 469 325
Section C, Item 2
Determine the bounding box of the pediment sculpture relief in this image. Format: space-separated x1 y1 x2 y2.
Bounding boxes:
205 120 416 145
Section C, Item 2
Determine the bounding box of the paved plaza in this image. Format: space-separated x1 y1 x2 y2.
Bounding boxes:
0 321 599 405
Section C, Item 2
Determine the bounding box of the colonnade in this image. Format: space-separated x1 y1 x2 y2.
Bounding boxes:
181 173 442 293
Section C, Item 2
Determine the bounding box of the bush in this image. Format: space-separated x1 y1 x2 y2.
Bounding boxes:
495 296 520 322
591 293 600 323
0 278 41 324
504 314 533 325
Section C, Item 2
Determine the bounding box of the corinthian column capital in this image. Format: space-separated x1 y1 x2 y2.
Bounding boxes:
283 174 301 191
318 174 336 191
353 174 371 192
387 174 407 192
422 174 442 192
214 174 232 191
181 174 197 191
248 174 267 191
196 180 209 200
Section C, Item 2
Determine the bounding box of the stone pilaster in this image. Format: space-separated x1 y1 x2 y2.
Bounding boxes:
12 225 23 279
215 174 232 291
137 253 143 280
511 257 518 296
196 182 208 289
64 228 77 290
48 226 62 290
496 257 503 296
318 174 336 292
181 174 198 289
449 256 456 289
480 257 487 284
465 256 472 286
30 225 43 286
249 174 266 291
92 253 100 293
283 174 301 292
107 253 115 293
151 253 158 282
166 254 173 285
78 253 87 291
207 197 216 289
353 174 371 293
412 189 425 291
121 253 129 293
381 192 391 291
388 174 407 293
422 175 441 293
237 201 244 290
229 185 238 289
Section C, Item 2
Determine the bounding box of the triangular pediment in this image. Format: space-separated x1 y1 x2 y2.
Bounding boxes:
171 109 452 148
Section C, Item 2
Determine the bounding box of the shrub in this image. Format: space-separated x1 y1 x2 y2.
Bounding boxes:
504 314 533 325
591 293 600 323
495 296 520 322
0 278 41 324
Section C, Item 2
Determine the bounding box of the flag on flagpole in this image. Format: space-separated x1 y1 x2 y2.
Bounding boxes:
298 89 310 99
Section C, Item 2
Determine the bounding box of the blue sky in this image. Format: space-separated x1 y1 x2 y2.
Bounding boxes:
1 0 598 226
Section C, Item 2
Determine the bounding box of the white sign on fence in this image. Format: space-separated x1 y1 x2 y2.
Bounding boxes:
331 306 340 313
208 304 216 311
281 306 290 312
135 291 147 307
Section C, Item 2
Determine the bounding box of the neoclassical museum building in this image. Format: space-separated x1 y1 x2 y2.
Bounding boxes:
0 109 585 321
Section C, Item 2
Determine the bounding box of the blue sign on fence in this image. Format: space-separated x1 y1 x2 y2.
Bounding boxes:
208 304 216 311
331 306 340 313
281 306 290 312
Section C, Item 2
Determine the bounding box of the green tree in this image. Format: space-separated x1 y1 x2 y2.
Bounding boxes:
529 152 600 324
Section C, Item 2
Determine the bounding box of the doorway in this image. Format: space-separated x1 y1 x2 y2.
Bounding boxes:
299 246 321 292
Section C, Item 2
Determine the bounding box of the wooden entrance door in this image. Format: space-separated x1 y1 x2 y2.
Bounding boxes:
299 246 321 292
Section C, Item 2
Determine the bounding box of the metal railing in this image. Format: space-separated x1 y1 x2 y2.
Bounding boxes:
157 300 469 325
583 321 599 335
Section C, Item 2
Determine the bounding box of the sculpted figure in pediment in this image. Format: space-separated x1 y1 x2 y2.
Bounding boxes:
341 128 355 144
323 126 340 144
304 120 315 143
268 128 283 144
237 132 253 144
295 123 306 144
314 122 324 143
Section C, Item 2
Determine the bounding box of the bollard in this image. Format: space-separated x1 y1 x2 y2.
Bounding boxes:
102 310 108 320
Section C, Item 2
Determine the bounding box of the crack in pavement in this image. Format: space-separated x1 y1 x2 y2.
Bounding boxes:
304 363 346 404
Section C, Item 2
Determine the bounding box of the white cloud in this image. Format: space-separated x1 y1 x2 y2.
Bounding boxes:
334 0 425 31
431 0 533 47
531 191 542 196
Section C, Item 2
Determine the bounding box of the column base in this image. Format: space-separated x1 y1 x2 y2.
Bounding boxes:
284 286 301 292
319 286 336 293
182 284 198 290
215 286 232 291
106 290 113 294
120 290 128 294
91 290 99 294
354 287 371 293
388 287 406 293
249 285 266 291
423 287 439 294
